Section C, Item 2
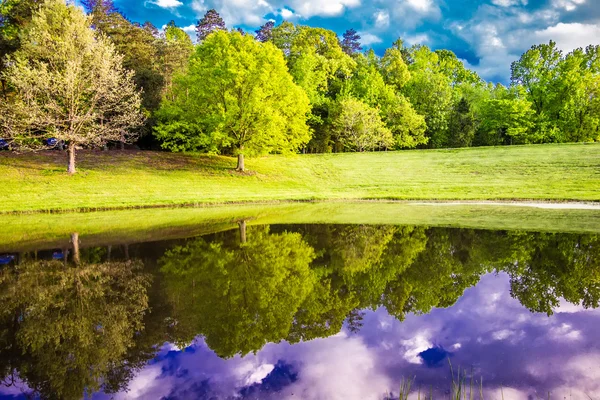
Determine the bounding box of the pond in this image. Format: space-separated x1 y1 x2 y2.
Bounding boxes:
0 215 599 399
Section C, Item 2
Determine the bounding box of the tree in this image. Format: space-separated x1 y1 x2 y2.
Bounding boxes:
344 52 427 149
271 23 356 152
195 8 226 42
479 96 535 145
381 42 411 91
403 45 454 148
554 46 600 142
0 256 151 399
341 28 362 55
510 41 563 141
0 0 44 97
159 226 316 358
448 98 476 147
154 30 311 171
331 97 394 152
0 0 145 174
160 21 194 94
255 20 274 42
84 2 164 123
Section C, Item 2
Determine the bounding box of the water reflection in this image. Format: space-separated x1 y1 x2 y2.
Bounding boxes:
0 224 598 399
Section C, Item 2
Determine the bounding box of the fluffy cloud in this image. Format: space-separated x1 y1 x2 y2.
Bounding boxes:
151 0 183 8
359 32 383 46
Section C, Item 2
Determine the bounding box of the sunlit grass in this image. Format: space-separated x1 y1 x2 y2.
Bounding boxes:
0 142 599 212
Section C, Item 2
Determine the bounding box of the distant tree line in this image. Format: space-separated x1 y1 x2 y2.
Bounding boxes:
0 0 598 172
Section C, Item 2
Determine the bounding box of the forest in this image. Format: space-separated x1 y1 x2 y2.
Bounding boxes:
0 0 598 173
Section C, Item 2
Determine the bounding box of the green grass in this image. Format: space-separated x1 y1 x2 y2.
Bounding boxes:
1 202 599 252
0 143 599 212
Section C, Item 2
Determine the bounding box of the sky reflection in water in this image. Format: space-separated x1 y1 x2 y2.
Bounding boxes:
89 274 600 400
0 224 599 400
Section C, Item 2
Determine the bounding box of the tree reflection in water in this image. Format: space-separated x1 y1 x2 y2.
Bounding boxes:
0 225 598 398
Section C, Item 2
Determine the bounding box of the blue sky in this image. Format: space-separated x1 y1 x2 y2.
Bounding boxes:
92 0 599 83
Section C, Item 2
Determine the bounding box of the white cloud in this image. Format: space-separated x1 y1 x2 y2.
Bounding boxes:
290 0 361 18
374 10 390 29
182 24 196 34
192 0 272 26
277 7 296 19
552 0 586 11
533 22 600 53
359 32 383 46
150 0 183 8
491 0 528 7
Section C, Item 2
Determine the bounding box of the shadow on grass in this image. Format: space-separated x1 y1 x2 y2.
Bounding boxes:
0 150 237 174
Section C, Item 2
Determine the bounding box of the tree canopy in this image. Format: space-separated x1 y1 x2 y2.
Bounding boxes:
154 30 311 171
0 0 145 173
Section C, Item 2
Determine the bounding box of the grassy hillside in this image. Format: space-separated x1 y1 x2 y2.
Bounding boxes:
0 143 599 212
2 203 600 252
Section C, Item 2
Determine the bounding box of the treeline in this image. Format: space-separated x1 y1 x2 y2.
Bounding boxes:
0 0 598 173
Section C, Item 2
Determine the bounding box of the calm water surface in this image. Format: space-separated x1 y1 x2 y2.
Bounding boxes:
0 223 599 399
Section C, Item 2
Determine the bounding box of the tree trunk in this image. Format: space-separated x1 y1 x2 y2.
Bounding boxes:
120 141 125 150
236 153 245 172
238 220 247 244
71 233 80 265
67 143 76 175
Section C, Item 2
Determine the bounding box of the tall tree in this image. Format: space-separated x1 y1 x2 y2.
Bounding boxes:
332 97 394 152
84 1 164 116
0 0 44 96
195 8 226 42
154 30 311 171
341 28 362 55
255 20 274 42
0 0 145 174
448 98 476 147
160 21 194 94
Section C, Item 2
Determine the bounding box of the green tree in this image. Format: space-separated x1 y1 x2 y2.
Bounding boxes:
160 21 194 94
0 257 151 399
511 41 563 141
344 52 427 149
503 232 600 315
448 98 476 147
403 45 454 148
272 22 356 152
0 0 145 173
84 0 165 132
331 97 394 152
159 225 316 358
554 46 600 142
154 30 311 171
381 41 411 91
195 8 226 42
478 96 535 145
0 0 44 97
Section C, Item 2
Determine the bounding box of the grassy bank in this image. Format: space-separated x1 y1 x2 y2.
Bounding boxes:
1 143 599 212
2 202 600 252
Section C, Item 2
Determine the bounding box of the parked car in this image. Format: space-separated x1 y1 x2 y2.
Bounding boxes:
0 254 15 265
0 139 9 150
44 137 66 150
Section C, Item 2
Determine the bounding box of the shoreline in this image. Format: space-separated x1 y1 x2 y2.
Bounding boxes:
3 198 600 216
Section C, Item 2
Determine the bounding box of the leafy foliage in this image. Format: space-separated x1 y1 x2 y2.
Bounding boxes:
154 30 311 169
195 8 226 42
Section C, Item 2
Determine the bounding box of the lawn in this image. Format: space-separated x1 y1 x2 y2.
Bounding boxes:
0 142 599 213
